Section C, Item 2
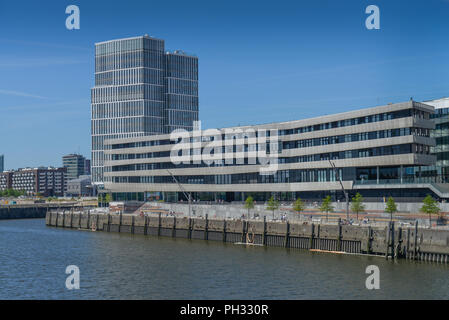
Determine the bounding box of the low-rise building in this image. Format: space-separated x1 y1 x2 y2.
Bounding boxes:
63 154 86 181
66 175 92 197
102 99 444 202
0 167 67 197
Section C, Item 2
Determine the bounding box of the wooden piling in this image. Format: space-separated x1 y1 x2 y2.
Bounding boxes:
241 220 246 243
262 216 267 246
188 217 192 239
337 219 342 251
131 215 135 234
414 220 418 260
205 214 209 240
310 223 315 249
406 228 411 259
385 222 391 259
222 219 227 242
284 222 290 248
172 216 176 238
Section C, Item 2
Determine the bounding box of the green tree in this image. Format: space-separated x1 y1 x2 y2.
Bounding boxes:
104 193 112 204
385 196 397 221
0 188 26 198
293 197 305 214
266 196 279 220
351 192 365 221
320 195 334 222
420 195 440 227
244 196 255 218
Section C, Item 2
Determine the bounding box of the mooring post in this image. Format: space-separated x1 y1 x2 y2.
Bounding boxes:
172 216 176 238
262 216 267 246
48 210 52 226
96 214 99 231
157 212 161 236
284 221 290 248
87 211 91 230
70 212 73 228
62 211 65 228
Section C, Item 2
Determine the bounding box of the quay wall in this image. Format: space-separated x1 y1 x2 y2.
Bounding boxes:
0 206 47 219
46 211 449 264
0 204 95 220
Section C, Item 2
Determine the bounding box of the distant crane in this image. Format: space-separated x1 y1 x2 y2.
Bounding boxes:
329 160 349 221
166 169 192 217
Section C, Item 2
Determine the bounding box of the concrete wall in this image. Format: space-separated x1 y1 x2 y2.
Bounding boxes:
0 206 47 219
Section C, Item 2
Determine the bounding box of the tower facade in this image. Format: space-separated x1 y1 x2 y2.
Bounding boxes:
91 35 198 183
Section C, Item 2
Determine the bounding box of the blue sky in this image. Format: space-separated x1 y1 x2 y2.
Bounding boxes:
1 0 449 169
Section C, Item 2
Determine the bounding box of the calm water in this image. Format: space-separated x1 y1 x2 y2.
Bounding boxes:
0 219 448 299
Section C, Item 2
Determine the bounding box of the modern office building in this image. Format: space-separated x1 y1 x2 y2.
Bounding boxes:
0 155 3 172
84 159 91 176
66 175 92 197
0 167 67 196
420 97 449 183
62 154 86 181
102 99 447 202
91 35 199 184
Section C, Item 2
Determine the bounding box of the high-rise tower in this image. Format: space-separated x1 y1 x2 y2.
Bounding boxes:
91 35 198 183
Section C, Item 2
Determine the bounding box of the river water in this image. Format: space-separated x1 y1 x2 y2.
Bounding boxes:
0 219 448 299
